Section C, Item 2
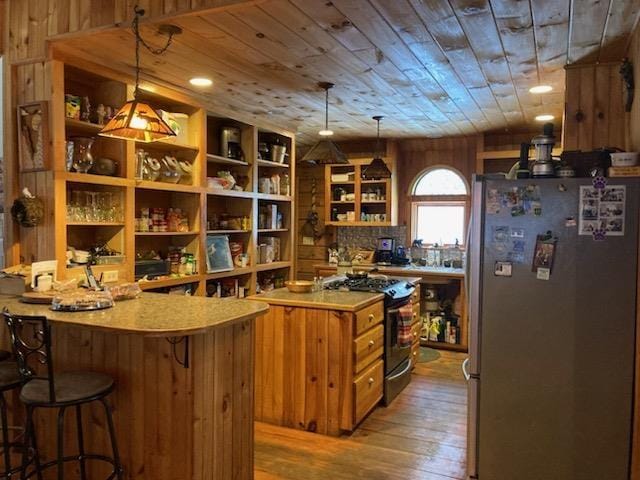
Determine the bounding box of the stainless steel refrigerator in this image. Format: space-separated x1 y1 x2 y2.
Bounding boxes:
466 177 638 480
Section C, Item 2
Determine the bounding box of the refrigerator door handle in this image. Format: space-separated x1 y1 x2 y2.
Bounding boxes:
462 357 470 381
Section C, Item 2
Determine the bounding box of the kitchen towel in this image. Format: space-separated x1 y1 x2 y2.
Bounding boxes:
397 303 413 348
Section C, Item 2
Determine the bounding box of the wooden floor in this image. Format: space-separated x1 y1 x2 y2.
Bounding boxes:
254 349 468 479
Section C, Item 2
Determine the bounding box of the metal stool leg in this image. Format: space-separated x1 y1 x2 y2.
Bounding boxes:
100 399 123 480
0 393 12 477
55 407 66 480
75 405 87 480
21 406 41 480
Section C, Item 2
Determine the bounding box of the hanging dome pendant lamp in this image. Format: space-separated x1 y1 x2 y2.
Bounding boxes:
99 6 180 143
361 116 391 179
299 82 348 165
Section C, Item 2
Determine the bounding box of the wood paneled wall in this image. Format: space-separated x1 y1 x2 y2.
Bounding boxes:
626 28 640 151
296 164 329 280
563 63 626 151
396 136 478 228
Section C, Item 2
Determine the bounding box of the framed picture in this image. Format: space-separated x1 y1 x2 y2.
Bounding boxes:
206 235 234 273
531 234 557 273
17 101 49 172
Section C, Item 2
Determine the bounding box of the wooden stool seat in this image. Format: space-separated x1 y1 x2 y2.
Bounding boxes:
20 372 114 406
0 362 22 389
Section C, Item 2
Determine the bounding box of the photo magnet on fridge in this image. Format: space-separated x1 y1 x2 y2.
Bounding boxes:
532 232 557 274
494 261 512 277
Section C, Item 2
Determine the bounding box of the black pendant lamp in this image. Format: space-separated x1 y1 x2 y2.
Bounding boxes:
300 82 348 165
361 116 391 179
99 7 180 143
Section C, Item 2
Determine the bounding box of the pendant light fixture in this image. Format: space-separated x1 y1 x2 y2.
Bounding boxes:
361 116 391 179
300 82 348 165
99 7 180 143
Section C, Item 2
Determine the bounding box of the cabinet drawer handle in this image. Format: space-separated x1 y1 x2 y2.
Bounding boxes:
368 377 374 385
413 312 417 318
368 314 374 321
413 332 418 338
368 340 375 347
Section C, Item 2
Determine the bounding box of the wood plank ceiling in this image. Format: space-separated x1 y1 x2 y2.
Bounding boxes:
52 0 640 145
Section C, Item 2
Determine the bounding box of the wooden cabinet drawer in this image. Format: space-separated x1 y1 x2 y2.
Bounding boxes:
353 359 383 425
353 324 384 374
411 341 420 369
354 302 384 336
411 304 420 325
411 321 420 344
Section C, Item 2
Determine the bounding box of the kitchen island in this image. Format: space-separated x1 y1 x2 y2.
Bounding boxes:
248 288 386 436
0 293 269 480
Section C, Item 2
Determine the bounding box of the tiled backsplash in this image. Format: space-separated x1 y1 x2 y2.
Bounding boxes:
336 226 407 250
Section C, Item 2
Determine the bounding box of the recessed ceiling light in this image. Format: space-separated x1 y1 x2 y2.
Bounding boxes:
318 129 334 136
530 85 553 94
189 77 213 87
535 114 555 122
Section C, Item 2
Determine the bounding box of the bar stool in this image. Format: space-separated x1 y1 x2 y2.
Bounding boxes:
2 309 123 480
0 358 25 478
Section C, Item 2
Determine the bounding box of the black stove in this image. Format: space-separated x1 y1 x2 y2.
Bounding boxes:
324 277 415 304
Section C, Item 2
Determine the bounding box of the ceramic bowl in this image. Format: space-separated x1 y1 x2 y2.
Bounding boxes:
285 280 314 293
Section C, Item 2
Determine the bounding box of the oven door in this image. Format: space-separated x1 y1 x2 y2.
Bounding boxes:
385 302 412 374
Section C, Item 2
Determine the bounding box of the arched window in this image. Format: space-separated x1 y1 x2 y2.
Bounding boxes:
410 167 469 246
412 167 468 196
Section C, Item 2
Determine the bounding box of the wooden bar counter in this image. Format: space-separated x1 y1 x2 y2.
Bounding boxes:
0 293 269 480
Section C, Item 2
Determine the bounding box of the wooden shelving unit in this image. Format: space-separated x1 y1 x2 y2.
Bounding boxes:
325 160 397 226
52 61 295 297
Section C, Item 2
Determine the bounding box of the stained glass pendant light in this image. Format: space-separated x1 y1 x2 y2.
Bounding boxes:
300 82 348 164
99 7 180 143
361 116 391 179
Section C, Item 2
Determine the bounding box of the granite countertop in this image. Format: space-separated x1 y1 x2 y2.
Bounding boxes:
314 263 465 278
248 288 384 312
0 293 269 337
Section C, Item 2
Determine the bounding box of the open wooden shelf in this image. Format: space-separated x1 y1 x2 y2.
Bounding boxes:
206 153 250 167
207 189 255 199
256 193 292 202
256 159 290 168
52 59 295 296
137 138 199 153
61 171 131 187
255 261 291 272
139 275 202 291
134 231 200 236
326 162 395 227
205 267 253 281
65 117 104 134
67 221 125 227
135 180 202 193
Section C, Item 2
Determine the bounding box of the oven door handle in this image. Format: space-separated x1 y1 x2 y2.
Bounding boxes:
386 358 413 381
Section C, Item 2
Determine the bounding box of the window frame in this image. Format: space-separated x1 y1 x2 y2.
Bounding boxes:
410 165 470 197
409 167 470 247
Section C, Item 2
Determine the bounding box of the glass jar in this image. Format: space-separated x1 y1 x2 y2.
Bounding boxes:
71 137 95 173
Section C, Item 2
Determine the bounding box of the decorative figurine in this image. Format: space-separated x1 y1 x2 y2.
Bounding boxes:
80 96 91 122
95 103 107 125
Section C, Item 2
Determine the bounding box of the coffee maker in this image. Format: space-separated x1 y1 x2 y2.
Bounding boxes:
531 123 556 178
220 126 244 161
375 237 394 265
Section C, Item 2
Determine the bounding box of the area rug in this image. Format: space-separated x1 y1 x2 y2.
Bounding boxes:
418 347 441 363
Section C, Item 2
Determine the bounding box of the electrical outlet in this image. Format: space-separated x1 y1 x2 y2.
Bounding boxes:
102 270 119 283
